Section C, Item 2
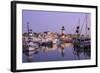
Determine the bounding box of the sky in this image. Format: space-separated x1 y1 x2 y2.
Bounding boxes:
22 10 91 34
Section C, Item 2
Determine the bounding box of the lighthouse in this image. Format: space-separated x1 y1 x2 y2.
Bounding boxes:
61 26 65 36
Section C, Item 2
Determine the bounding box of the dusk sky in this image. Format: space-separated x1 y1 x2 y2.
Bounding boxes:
22 10 91 34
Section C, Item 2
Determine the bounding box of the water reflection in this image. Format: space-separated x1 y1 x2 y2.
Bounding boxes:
23 42 91 63
73 44 91 59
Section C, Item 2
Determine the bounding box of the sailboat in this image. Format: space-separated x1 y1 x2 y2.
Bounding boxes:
73 15 91 48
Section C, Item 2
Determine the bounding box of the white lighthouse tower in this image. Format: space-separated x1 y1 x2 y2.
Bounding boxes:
61 26 65 36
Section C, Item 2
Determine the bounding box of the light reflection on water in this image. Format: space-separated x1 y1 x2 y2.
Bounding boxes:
22 43 91 63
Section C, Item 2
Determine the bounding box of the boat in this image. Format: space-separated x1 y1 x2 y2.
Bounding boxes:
73 15 91 48
23 23 40 56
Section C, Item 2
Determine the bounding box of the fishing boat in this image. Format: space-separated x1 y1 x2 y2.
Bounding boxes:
23 23 40 56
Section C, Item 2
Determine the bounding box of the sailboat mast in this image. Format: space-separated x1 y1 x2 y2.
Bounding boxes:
78 18 81 35
85 15 88 37
27 22 29 33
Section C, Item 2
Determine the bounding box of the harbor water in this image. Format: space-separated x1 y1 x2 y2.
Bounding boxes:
22 43 91 63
